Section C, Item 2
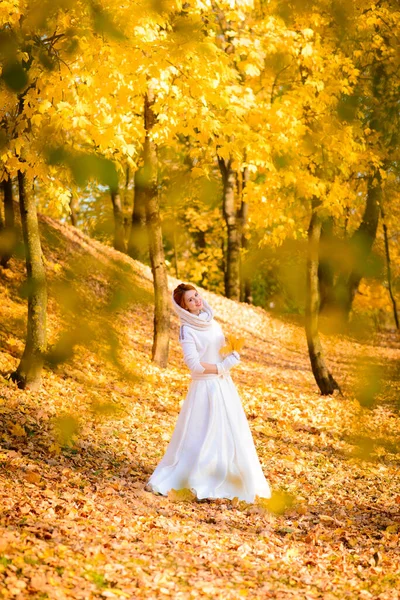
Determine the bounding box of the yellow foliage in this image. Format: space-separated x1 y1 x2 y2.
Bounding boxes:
10 423 26 437
353 281 392 315
220 334 245 356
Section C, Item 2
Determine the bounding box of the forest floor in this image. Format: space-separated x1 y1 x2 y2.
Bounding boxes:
0 214 400 600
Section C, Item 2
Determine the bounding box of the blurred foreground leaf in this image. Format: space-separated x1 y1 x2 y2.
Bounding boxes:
53 413 80 446
168 488 197 503
1 61 28 92
91 2 126 40
47 147 119 192
256 490 295 515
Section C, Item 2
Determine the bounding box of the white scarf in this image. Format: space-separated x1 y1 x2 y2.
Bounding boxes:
171 291 214 331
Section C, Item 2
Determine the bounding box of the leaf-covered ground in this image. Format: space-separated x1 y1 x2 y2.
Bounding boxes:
1 215 400 599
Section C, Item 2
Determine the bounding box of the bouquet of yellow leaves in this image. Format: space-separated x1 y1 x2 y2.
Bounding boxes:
220 334 245 357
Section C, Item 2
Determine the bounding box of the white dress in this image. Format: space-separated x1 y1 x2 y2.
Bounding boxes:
147 305 271 503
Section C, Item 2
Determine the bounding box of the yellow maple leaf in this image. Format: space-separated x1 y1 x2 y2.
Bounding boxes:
190 167 205 178
48 442 61 456
220 334 245 356
11 423 26 437
31 114 42 127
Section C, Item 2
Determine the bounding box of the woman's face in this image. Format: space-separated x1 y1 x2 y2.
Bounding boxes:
183 289 203 314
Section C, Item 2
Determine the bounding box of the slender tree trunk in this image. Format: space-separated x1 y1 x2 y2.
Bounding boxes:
172 198 179 279
318 216 335 311
11 171 47 390
111 189 126 253
218 157 240 300
238 167 252 303
143 90 170 367
195 229 207 285
335 175 380 318
173 225 179 279
0 177 16 268
381 205 399 329
123 165 131 243
128 166 147 260
305 203 340 395
69 194 79 227
243 273 252 304
221 238 227 292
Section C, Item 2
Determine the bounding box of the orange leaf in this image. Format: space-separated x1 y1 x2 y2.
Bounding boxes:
25 472 41 484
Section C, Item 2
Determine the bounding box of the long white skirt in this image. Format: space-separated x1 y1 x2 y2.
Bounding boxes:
147 374 271 503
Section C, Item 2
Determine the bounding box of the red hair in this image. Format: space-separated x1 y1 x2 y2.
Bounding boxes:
173 283 197 310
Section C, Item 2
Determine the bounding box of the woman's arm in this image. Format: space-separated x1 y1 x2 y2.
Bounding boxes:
201 352 241 375
180 334 206 373
199 362 218 375
180 330 239 375
180 335 220 374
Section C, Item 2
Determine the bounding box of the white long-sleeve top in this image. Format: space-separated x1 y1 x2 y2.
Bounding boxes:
179 313 226 380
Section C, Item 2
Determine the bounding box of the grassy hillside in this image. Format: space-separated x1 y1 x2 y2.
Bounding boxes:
0 214 399 599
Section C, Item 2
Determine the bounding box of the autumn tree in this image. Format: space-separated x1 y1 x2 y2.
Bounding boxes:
0 1 183 376
12 168 47 389
142 90 170 367
0 1 133 385
233 0 400 392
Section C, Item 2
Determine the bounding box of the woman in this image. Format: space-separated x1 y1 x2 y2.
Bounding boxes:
146 283 271 503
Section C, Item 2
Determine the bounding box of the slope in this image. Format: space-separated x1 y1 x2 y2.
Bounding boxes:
0 213 399 599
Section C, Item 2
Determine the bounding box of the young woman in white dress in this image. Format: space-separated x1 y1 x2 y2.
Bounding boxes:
146 283 271 503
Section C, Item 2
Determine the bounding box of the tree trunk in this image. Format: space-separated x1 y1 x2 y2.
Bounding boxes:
221 238 227 292
238 167 252 303
11 170 47 390
243 276 252 305
143 90 170 367
128 166 147 260
335 175 380 318
0 177 16 268
381 205 399 329
173 225 179 279
123 165 131 243
305 204 340 395
218 157 240 300
318 216 335 311
69 194 79 227
111 189 126 253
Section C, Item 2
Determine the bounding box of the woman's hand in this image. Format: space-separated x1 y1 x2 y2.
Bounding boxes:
199 362 218 374
199 352 241 375
217 351 240 375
